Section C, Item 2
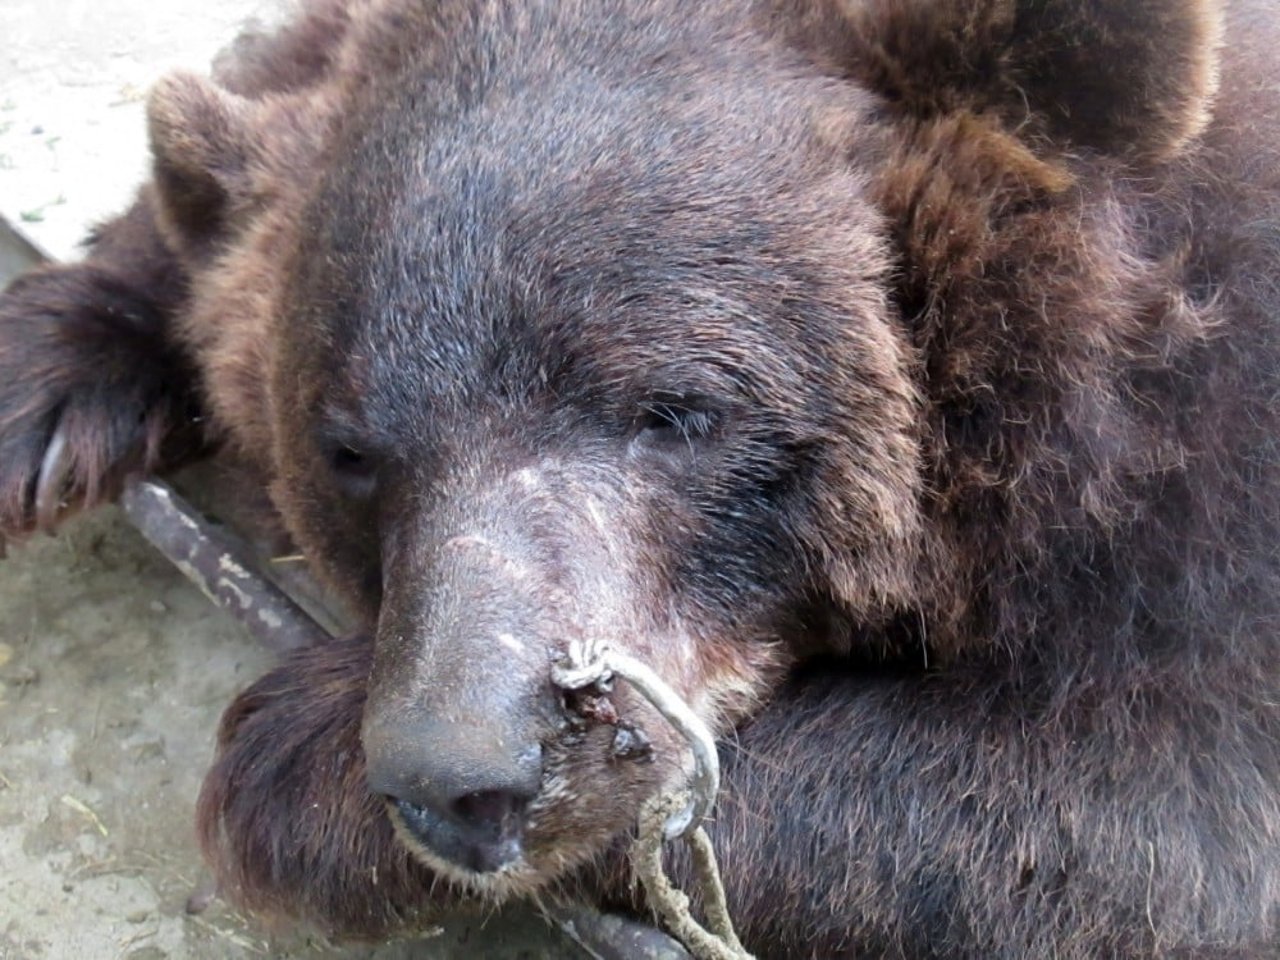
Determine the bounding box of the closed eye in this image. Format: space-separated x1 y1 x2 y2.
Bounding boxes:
635 394 721 453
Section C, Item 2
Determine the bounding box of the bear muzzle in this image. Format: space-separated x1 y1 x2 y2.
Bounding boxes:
363 713 544 874
359 459 675 880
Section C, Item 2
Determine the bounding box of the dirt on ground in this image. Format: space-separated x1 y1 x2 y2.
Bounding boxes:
0 506 385 959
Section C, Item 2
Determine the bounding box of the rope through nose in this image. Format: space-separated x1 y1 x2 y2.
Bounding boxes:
552 645 753 960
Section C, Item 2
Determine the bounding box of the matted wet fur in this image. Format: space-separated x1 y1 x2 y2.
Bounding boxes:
2 0 1279 957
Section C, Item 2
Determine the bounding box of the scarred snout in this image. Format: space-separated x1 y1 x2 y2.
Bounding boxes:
355 458 763 891
361 598 561 875
360 472 593 879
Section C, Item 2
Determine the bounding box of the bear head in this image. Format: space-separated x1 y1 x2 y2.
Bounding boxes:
146 0 1223 902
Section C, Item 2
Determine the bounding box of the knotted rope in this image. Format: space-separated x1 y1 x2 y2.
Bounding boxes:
553 645 753 960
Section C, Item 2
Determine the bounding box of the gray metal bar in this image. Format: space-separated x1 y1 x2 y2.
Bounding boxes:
119 478 331 652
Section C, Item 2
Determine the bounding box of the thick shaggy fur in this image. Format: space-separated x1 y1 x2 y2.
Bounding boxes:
2 1 1279 957
0 193 199 539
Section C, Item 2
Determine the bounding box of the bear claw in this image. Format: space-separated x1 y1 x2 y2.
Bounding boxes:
0 261 207 543
34 423 71 535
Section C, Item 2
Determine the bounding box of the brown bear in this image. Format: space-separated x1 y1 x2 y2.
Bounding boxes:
1 0 1279 956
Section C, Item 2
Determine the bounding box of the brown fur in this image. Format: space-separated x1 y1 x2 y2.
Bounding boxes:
0 190 200 539
2 0 1279 956
196 634 444 931
826 0 1225 161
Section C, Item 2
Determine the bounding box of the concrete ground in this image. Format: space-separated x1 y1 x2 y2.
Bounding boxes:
0 3 652 959
0 0 287 261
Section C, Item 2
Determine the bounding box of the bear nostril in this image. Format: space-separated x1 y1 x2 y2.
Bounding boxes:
451 788 530 834
389 789 530 874
367 733 543 874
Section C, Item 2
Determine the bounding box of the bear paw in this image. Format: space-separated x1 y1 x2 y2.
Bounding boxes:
198 633 444 937
0 263 202 544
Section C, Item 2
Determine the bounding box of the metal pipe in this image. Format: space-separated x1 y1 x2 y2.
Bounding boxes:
119 478 331 653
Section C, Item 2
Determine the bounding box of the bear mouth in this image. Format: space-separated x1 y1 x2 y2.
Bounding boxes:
389 794 526 876
380 710 685 896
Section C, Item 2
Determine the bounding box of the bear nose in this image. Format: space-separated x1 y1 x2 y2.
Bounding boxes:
363 718 543 874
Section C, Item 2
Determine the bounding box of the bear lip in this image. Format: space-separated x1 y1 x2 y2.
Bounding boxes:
391 796 525 875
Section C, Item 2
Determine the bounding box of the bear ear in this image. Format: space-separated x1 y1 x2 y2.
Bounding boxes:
840 0 1224 162
147 72 255 256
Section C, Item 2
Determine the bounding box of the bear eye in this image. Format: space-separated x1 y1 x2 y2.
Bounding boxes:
634 394 721 453
325 442 380 498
